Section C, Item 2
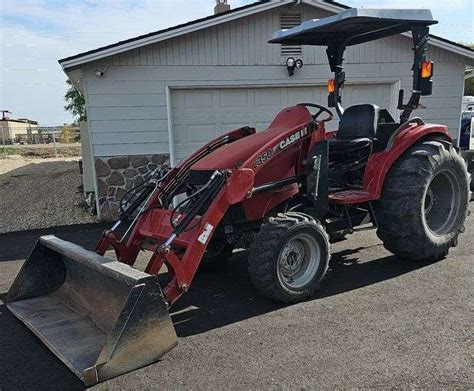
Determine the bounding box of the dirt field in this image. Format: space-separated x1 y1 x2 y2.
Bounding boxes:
0 156 95 233
0 204 472 390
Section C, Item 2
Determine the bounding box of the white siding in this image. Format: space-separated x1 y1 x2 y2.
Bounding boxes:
82 3 467 157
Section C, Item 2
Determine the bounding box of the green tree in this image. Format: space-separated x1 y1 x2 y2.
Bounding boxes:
466 74 474 96
64 79 87 122
464 43 474 96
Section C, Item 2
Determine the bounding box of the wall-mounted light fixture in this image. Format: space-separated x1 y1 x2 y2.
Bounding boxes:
286 57 303 76
94 66 108 77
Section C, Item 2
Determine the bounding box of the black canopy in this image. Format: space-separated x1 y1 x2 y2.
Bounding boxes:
269 8 437 47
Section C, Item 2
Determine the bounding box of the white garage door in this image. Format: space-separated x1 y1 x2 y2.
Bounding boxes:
172 84 395 162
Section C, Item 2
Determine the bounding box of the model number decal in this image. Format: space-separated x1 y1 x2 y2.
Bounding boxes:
253 127 309 168
254 149 274 168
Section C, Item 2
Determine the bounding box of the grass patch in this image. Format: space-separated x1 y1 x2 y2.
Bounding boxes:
0 147 17 156
0 145 81 158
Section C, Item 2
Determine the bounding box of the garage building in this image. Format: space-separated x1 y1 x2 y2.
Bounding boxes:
59 0 474 220
0 117 39 144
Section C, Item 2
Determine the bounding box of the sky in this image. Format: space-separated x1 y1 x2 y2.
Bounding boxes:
1 0 473 126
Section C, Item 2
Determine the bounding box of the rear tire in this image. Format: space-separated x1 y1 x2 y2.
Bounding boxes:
248 212 330 303
375 138 469 261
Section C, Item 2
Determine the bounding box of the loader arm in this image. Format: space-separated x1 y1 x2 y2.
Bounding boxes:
96 126 257 306
140 168 254 304
95 126 255 263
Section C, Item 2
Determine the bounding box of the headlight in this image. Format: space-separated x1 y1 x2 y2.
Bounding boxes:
286 57 296 68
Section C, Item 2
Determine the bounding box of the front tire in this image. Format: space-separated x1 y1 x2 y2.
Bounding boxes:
248 212 330 303
375 138 469 261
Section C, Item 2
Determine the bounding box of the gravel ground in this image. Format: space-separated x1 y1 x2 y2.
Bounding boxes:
0 156 95 233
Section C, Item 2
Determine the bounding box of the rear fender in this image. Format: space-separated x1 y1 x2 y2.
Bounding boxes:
364 123 451 199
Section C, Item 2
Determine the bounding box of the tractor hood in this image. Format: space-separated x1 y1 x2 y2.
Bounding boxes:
191 105 312 172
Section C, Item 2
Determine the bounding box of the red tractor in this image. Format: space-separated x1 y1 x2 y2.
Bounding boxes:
6 8 470 386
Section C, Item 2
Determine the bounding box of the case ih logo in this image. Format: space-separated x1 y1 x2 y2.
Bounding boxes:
254 127 309 168
278 127 309 150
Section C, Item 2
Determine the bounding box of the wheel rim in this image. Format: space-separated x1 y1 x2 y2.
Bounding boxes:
277 233 321 290
423 169 461 235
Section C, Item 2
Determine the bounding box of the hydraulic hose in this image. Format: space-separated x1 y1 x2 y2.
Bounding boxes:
119 167 171 213
171 171 225 235
120 184 156 222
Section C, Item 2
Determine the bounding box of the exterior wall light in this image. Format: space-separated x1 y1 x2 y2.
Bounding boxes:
286 57 303 76
94 66 108 77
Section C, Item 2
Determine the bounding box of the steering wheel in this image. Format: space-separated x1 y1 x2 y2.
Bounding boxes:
297 103 334 122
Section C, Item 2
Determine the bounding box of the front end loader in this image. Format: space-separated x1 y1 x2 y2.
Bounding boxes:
6 8 470 385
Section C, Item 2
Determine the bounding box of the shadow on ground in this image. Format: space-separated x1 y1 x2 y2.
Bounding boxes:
0 229 435 390
170 247 435 337
0 305 85 391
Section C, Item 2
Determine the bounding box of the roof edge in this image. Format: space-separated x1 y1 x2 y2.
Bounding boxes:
59 0 292 69
429 34 474 56
59 0 473 71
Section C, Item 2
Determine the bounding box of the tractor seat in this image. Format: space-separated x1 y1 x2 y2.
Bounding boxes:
329 137 372 152
329 104 380 153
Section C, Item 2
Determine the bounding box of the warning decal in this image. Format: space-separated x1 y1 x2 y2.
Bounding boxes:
198 223 214 245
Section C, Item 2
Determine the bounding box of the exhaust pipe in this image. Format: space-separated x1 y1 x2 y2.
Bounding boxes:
5 235 177 386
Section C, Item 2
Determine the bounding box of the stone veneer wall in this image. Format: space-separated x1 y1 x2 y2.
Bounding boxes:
95 154 170 221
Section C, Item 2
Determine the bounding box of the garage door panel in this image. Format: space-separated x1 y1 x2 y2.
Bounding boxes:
175 147 198 163
186 124 217 143
220 90 251 109
184 90 215 109
255 121 273 131
173 83 395 163
255 89 284 108
174 124 215 143
220 122 251 131
344 84 392 108
287 88 318 105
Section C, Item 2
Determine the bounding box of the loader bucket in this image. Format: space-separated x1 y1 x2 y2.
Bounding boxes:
5 235 177 386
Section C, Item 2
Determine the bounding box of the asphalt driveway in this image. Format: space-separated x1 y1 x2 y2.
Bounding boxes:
0 207 472 390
